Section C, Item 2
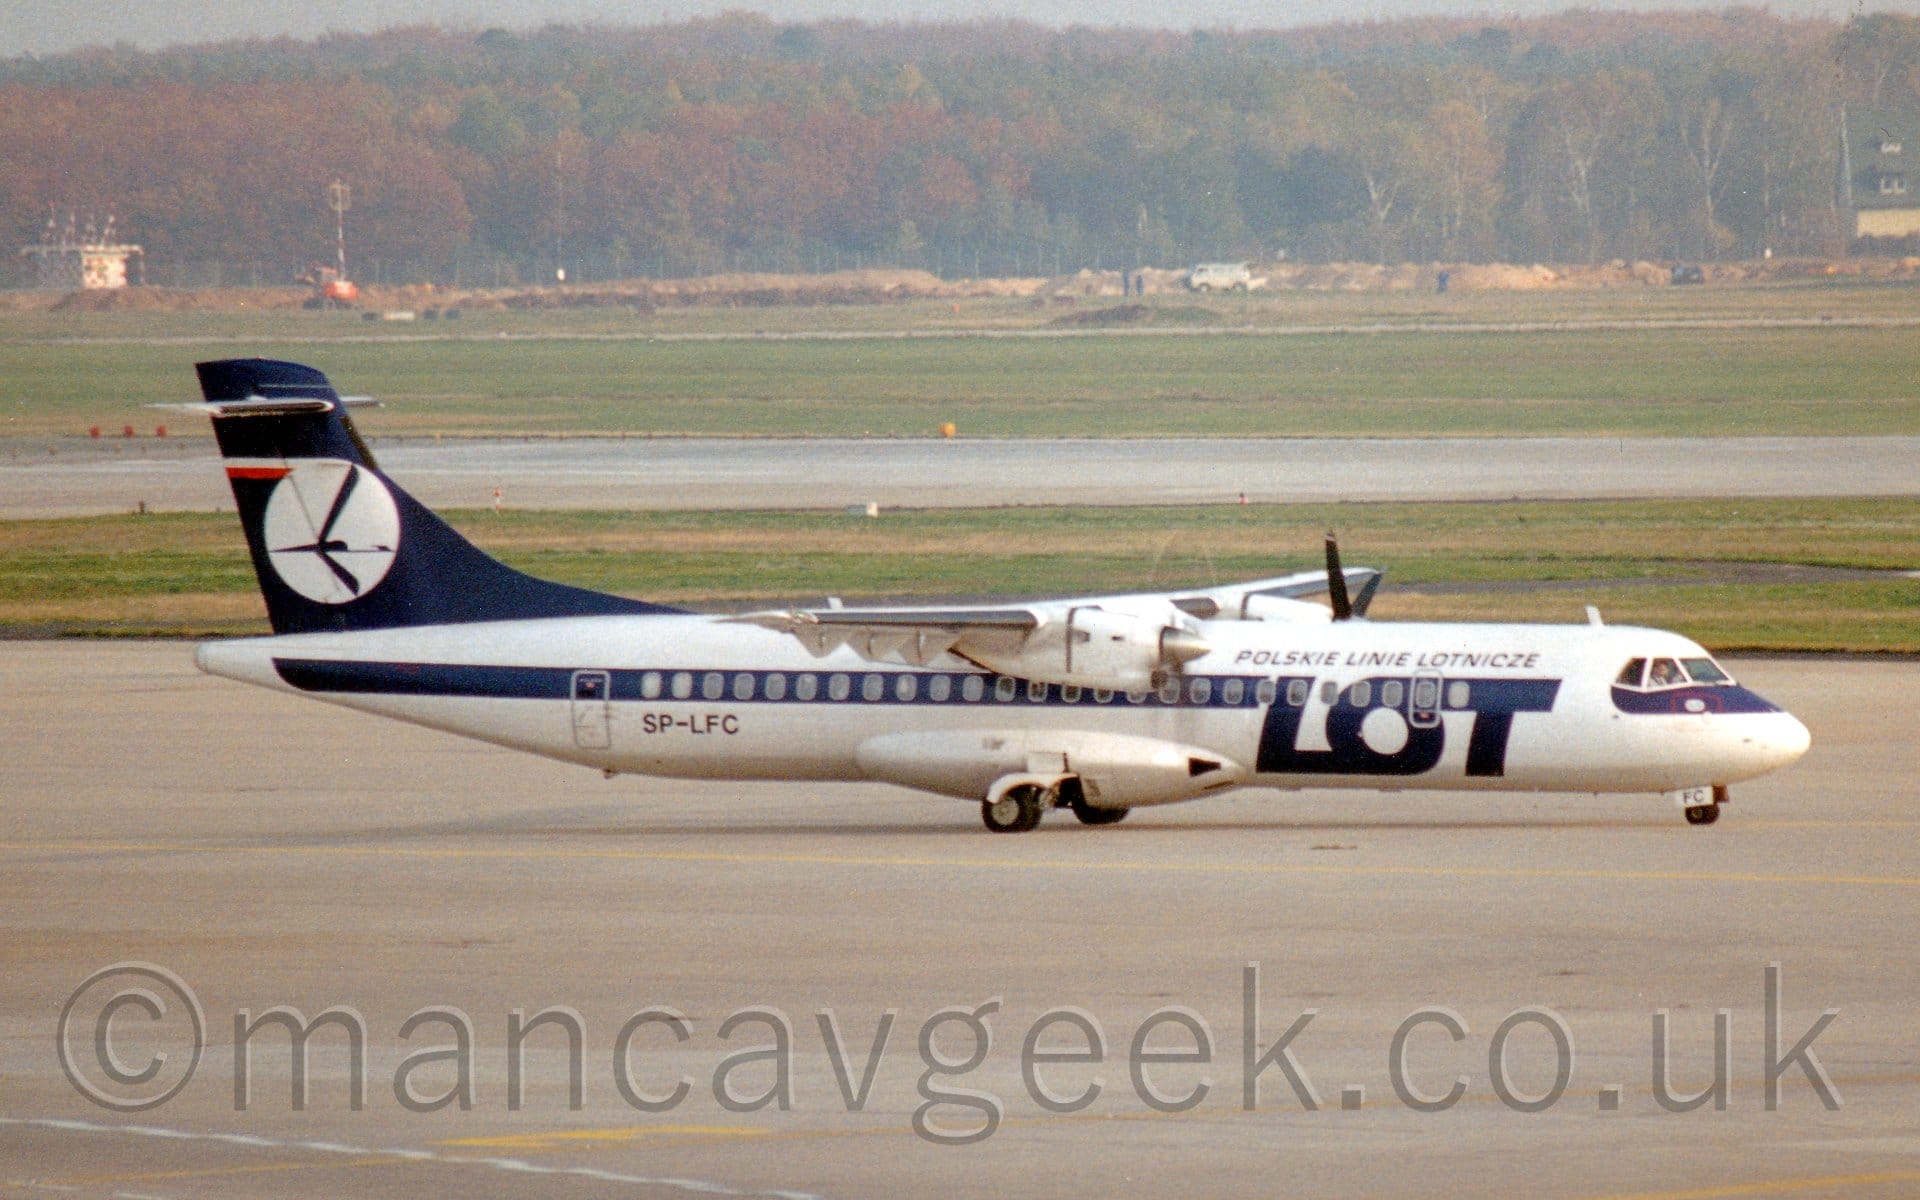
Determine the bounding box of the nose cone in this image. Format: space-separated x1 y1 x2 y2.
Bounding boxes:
1771 711 1813 767
1743 709 1811 775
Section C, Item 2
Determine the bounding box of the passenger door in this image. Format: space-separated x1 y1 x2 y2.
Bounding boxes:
571 670 612 750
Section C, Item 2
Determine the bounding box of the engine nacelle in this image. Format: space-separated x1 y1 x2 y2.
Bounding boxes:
1233 593 1336 623
965 605 1210 692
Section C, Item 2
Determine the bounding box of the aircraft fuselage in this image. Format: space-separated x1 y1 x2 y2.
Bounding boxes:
198 614 1809 808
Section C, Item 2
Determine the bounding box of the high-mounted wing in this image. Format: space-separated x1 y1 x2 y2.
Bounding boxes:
732 556 1380 691
1150 567 1380 621
734 606 1037 666
730 600 1207 692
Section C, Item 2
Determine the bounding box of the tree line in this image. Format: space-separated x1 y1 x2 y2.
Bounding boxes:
2 11 1915 286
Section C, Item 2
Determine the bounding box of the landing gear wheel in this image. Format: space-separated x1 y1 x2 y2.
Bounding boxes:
1069 798 1130 826
1684 804 1720 826
982 785 1047 833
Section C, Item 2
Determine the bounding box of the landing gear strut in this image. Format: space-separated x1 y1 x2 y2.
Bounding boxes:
1069 796 1130 825
982 784 1049 833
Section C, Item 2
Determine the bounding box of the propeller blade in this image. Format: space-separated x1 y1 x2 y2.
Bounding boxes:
1350 572 1382 619
1324 533 1351 620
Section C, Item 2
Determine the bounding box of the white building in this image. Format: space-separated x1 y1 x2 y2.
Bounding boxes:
18 214 143 290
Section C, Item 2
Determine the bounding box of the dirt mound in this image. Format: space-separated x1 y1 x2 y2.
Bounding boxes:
47 286 309 312
470 268 1040 309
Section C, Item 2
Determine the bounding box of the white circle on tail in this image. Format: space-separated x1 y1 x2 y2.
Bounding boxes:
262 461 401 604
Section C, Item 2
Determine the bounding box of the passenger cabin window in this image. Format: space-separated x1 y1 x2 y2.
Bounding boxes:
1028 679 1048 703
1223 678 1246 706
1286 679 1310 707
732 673 755 701
702 672 725 700
895 675 917 702
1349 681 1372 708
1615 658 1647 688
1189 678 1212 705
929 675 951 702
671 672 693 700
1381 680 1404 709
829 673 851 701
962 675 985 702
863 675 885 702
995 677 1018 702
795 673 819 701
1257 678 1279 705
1158 678 1182 705
765 673 788 701
640 671 663 699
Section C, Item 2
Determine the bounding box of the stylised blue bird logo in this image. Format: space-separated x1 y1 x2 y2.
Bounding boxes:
263 462 401 604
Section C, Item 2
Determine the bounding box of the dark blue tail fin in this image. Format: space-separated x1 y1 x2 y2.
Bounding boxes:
197 358 677 634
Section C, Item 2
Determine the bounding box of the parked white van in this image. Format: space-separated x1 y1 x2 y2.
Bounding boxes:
1185 262 1267 292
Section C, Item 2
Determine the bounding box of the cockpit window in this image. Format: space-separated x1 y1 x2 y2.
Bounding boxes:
1646 658 1684 688
1619 654 1732 691
1681 657 1732 685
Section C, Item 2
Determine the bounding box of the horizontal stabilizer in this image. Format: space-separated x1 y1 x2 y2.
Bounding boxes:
149 396 378 417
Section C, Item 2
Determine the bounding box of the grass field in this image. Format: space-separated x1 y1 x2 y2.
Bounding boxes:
5 282 1917 649
4 282 1920 438
5 498 1916 650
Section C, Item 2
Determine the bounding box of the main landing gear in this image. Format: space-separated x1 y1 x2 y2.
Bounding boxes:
980 779 1132 832
982 784 1047 833
1069 795 1130 826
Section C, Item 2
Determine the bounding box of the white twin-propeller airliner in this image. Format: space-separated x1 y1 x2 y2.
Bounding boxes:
181 359 1809 832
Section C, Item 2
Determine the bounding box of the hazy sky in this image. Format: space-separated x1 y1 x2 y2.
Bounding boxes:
5 0 1917 56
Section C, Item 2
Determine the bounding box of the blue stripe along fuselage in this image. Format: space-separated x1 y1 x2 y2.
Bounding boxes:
1610 685 1780 715
275 659 1291 705
273 659 1565 780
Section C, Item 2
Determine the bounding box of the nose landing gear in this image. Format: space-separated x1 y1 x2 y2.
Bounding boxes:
1683 784 1731 826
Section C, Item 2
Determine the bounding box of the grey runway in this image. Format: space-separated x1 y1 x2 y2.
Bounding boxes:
6 434 1919 516
2 642 1915 1199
